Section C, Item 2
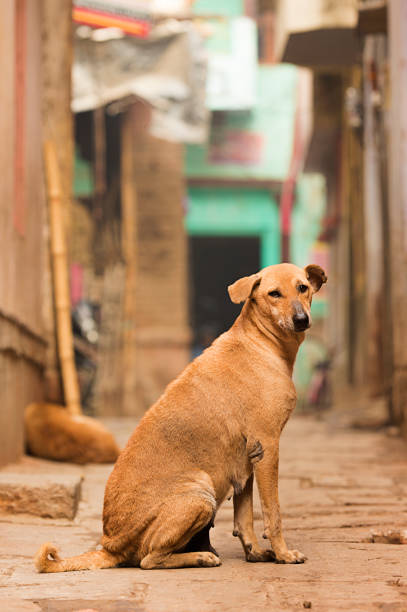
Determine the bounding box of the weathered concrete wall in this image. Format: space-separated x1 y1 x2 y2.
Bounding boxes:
94 110 191 418
0 0 46 465
0 0 74 464
130 131 191 415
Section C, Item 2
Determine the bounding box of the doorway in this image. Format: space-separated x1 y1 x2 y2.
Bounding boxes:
189 235 260 357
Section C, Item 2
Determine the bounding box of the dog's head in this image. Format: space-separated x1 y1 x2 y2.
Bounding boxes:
228 263 327 334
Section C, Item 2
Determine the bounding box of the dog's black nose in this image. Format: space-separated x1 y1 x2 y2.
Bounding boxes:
293 312 309 332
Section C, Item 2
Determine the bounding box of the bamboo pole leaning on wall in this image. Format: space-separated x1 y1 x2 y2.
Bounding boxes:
121 108 139 415
43 140 82 416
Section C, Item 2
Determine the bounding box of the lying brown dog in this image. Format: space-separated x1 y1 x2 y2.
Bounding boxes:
25 403 120 464
36 262 327 572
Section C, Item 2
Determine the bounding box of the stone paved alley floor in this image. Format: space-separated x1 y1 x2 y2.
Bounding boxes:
1 414 407 612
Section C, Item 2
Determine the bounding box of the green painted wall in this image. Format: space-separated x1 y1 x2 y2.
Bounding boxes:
193 0 244 17
73 149 94 198
185 65 299 181
291 174 328 403
291 174 326 266
186 187 280 266
291 173 327 318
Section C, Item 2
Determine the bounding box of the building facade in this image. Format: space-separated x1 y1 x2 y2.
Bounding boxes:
276 0 407 436
0 0 74 466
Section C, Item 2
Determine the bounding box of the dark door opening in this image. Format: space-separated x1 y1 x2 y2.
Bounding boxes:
189 236 260 357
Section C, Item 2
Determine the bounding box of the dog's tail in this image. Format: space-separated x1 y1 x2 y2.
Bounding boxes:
35 542 122 573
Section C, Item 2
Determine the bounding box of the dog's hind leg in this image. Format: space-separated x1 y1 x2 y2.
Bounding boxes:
140 475 220 570
183 521 218 557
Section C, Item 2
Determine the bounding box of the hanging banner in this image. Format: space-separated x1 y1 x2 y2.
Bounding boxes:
73 1 151 38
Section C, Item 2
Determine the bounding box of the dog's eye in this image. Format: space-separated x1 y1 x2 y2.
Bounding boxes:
268 290 281 298
298 284 308 293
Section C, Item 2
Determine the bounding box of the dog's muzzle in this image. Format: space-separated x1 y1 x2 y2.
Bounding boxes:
292 312 309 332
292 300 310 332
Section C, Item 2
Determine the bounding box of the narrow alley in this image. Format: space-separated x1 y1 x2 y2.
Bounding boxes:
2 1 407 610
1 413 407 612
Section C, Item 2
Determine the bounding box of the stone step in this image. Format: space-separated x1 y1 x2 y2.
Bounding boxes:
0 473 82 519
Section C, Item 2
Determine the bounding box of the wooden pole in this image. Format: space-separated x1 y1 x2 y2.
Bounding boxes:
41 0 74 402
388 0 407 431
93 106 106 223
121 108 138 414
43 140 82 416
92 107 106 274
362 39 385 394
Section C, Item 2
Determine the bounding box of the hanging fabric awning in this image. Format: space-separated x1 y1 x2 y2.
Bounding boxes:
72 19 209 143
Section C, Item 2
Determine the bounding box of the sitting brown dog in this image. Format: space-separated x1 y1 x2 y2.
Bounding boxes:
36 262 327 572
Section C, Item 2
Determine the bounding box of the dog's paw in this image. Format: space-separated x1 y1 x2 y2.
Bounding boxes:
274 549 307 564
196 552 222 567
245 548 276 563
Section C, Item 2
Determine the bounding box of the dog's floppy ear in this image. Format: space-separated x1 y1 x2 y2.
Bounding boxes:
228 273 261 304
305 264 327 293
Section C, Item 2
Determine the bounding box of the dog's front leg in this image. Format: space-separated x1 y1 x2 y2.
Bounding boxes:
254 440 306 564
233 474 275 562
